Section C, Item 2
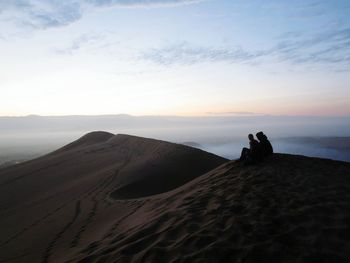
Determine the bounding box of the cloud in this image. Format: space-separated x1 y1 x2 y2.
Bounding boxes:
273 28 350 66
141 28 350 71
55 33 104 54
206 111 265 116
0 1 82 29
86 0 204 8
142 43 268 65
0 0 204 30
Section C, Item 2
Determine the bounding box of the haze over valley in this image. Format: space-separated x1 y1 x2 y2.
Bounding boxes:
1 115 350 167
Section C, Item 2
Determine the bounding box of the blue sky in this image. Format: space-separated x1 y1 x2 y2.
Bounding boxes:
0 0 349 116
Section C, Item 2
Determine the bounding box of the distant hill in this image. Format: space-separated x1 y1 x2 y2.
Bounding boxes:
1 133 350 262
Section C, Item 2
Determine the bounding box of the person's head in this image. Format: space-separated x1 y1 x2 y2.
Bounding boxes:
256 131 267 141
248 134 254 141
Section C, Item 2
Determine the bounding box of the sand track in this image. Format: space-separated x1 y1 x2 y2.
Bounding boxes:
42 201 81 263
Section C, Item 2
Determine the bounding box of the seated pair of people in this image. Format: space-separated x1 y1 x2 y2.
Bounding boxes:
239 131 273 164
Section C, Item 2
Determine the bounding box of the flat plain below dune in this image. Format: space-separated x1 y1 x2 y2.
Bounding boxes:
1 132 350 263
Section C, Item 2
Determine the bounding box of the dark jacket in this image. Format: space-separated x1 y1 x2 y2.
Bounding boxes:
250 139 263 161
256 132 273 157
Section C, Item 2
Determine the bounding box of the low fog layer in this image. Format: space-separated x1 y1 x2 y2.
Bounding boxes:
1 115 350 166
198 137 350 162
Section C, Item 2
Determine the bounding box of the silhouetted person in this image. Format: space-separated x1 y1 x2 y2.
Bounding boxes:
256 131 273 158
239 134 262 164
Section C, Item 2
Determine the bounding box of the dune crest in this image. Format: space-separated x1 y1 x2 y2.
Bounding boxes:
55 131 115 153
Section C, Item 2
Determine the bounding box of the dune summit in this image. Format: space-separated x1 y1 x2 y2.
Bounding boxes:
1 133 350 263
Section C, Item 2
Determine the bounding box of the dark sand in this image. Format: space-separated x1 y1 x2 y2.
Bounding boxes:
1 132 350 262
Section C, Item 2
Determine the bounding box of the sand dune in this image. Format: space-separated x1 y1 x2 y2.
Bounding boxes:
0 132 226 262
1 133 350 263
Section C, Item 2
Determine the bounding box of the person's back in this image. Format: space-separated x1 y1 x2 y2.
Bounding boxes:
249 137 263 162
256 131 273 157
239 134 263 164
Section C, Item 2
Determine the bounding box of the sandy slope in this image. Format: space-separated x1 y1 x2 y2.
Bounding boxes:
0 132 226 263
59 153 350 263
1 133 350 263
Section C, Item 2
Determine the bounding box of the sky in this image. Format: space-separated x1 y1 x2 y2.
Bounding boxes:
0 0 349 116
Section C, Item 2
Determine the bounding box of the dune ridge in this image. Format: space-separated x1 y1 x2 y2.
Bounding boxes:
1 133 350 263
55 131 115 153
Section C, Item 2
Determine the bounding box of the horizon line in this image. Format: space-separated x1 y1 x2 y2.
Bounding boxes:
0 113 350 118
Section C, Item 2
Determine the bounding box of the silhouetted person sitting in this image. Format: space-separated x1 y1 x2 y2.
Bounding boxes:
239 134 262 164
256 131 273 158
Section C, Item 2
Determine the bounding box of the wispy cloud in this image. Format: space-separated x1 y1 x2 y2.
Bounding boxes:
274 28 350 66
206 111 265 116
55 33 104 55
0 1 82 29
142 43 268 65
86 0 204 8
0 0 204 30
141 28 350 70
